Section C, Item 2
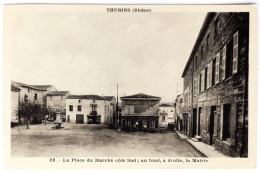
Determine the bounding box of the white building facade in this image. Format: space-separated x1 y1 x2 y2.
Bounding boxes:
11 85 21 126
66 95 113 124
159 104 175 127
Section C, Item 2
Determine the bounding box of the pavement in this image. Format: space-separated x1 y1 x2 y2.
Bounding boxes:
175 131 228 158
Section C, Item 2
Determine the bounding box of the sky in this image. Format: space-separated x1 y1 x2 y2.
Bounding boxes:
5 5 206 102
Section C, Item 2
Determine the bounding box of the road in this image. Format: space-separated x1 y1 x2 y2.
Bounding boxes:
11 123 204 157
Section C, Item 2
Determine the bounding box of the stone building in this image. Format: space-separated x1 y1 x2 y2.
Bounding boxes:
46 91 70 122
11 81 57 124
120 93 161 131
181 12 249 157
65 95 113 124
159 104 175 128
11 85 21 126
103 96 117 124
174 94 184 132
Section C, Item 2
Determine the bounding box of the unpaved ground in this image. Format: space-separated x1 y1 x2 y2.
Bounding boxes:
11 123 204 157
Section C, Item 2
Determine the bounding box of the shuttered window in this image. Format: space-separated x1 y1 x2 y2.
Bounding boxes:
207 63 210 89
209 61 213 87
215 53 220 84
222 46 226 80
233 31 239 74
201 70 205 92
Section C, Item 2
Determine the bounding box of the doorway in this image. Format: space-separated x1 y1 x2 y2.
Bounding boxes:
193 108 197 137
210 106 216 145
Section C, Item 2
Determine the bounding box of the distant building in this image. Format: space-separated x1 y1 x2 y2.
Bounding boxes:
66 95 113 124
11 81 56 124
120 93 161 131
11 85 21 126
174 94 184 132
159 104 175 128
31 85 57 107
46 91 70 122
181 12 249 157
103 96 116 124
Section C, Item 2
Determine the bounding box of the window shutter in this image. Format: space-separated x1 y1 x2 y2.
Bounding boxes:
233 31 239 74
201 70 205 91
209 61 213 87
215 54 220 84
207 64 210 89
198 75 200 93
222 46 226 80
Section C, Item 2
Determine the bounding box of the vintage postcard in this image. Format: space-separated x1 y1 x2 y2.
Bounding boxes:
2 4 258 169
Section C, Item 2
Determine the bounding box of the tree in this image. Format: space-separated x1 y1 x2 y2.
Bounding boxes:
17 102 47 129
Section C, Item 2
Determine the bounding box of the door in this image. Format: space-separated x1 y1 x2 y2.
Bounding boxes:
210 106 216 145
193 109 197 136
76 114 84 124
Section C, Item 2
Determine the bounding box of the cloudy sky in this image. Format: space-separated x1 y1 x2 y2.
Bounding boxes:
5 5 206 102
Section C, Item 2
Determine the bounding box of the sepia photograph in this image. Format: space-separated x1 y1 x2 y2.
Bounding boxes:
2 3 258 169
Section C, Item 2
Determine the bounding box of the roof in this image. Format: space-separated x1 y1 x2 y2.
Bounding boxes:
66 95 107 100
11 84 21 92
47 91 69 96
31 85 56 91
120 93 161 101
11 81 46 91
103 96 115 101
182 12 216 78
159 104 173 107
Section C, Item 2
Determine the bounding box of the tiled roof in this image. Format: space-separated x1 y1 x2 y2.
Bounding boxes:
66 95 107 100
31 85 56 90
103 96 115 101
121 93 161 99
47 91 69 96
11 84 21 92
11 81 45 91
159 104 173 107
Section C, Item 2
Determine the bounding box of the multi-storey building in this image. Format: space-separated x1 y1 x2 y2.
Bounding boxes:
174 94 184 132
159 104 175 128
181 12 249 157
46 91 70 122
103 96 117 124
120 93 161 131
11 84 21 126
65 95 113 124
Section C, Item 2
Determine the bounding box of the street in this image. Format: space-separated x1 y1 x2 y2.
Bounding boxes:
11 123 204 157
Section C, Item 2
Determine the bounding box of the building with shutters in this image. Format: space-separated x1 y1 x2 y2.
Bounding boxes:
46 91 70 122
181 12 248 157
120 93 161 132
65 95 113 124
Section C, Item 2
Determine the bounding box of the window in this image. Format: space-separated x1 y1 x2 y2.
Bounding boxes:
34 93 37 100
215 17 219 38
50 96 52 99
28 88 30 93
24 94 28 102
198 74 202 93
223 104 231 142
78 100 81 103
201 70 205 92
201 45 204 59
162 116 166 121
220 46 226 81
61 96 63 99
78 105 82 111
233 31 239 74
69 105 73 111
215 53 220 84
204 67 208 90
194 56 198 69
206 34 210 50
212 58 216 86
226 39 233 78
93 100 96 103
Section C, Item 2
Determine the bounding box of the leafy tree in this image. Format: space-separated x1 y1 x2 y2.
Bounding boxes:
18 102 47 129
